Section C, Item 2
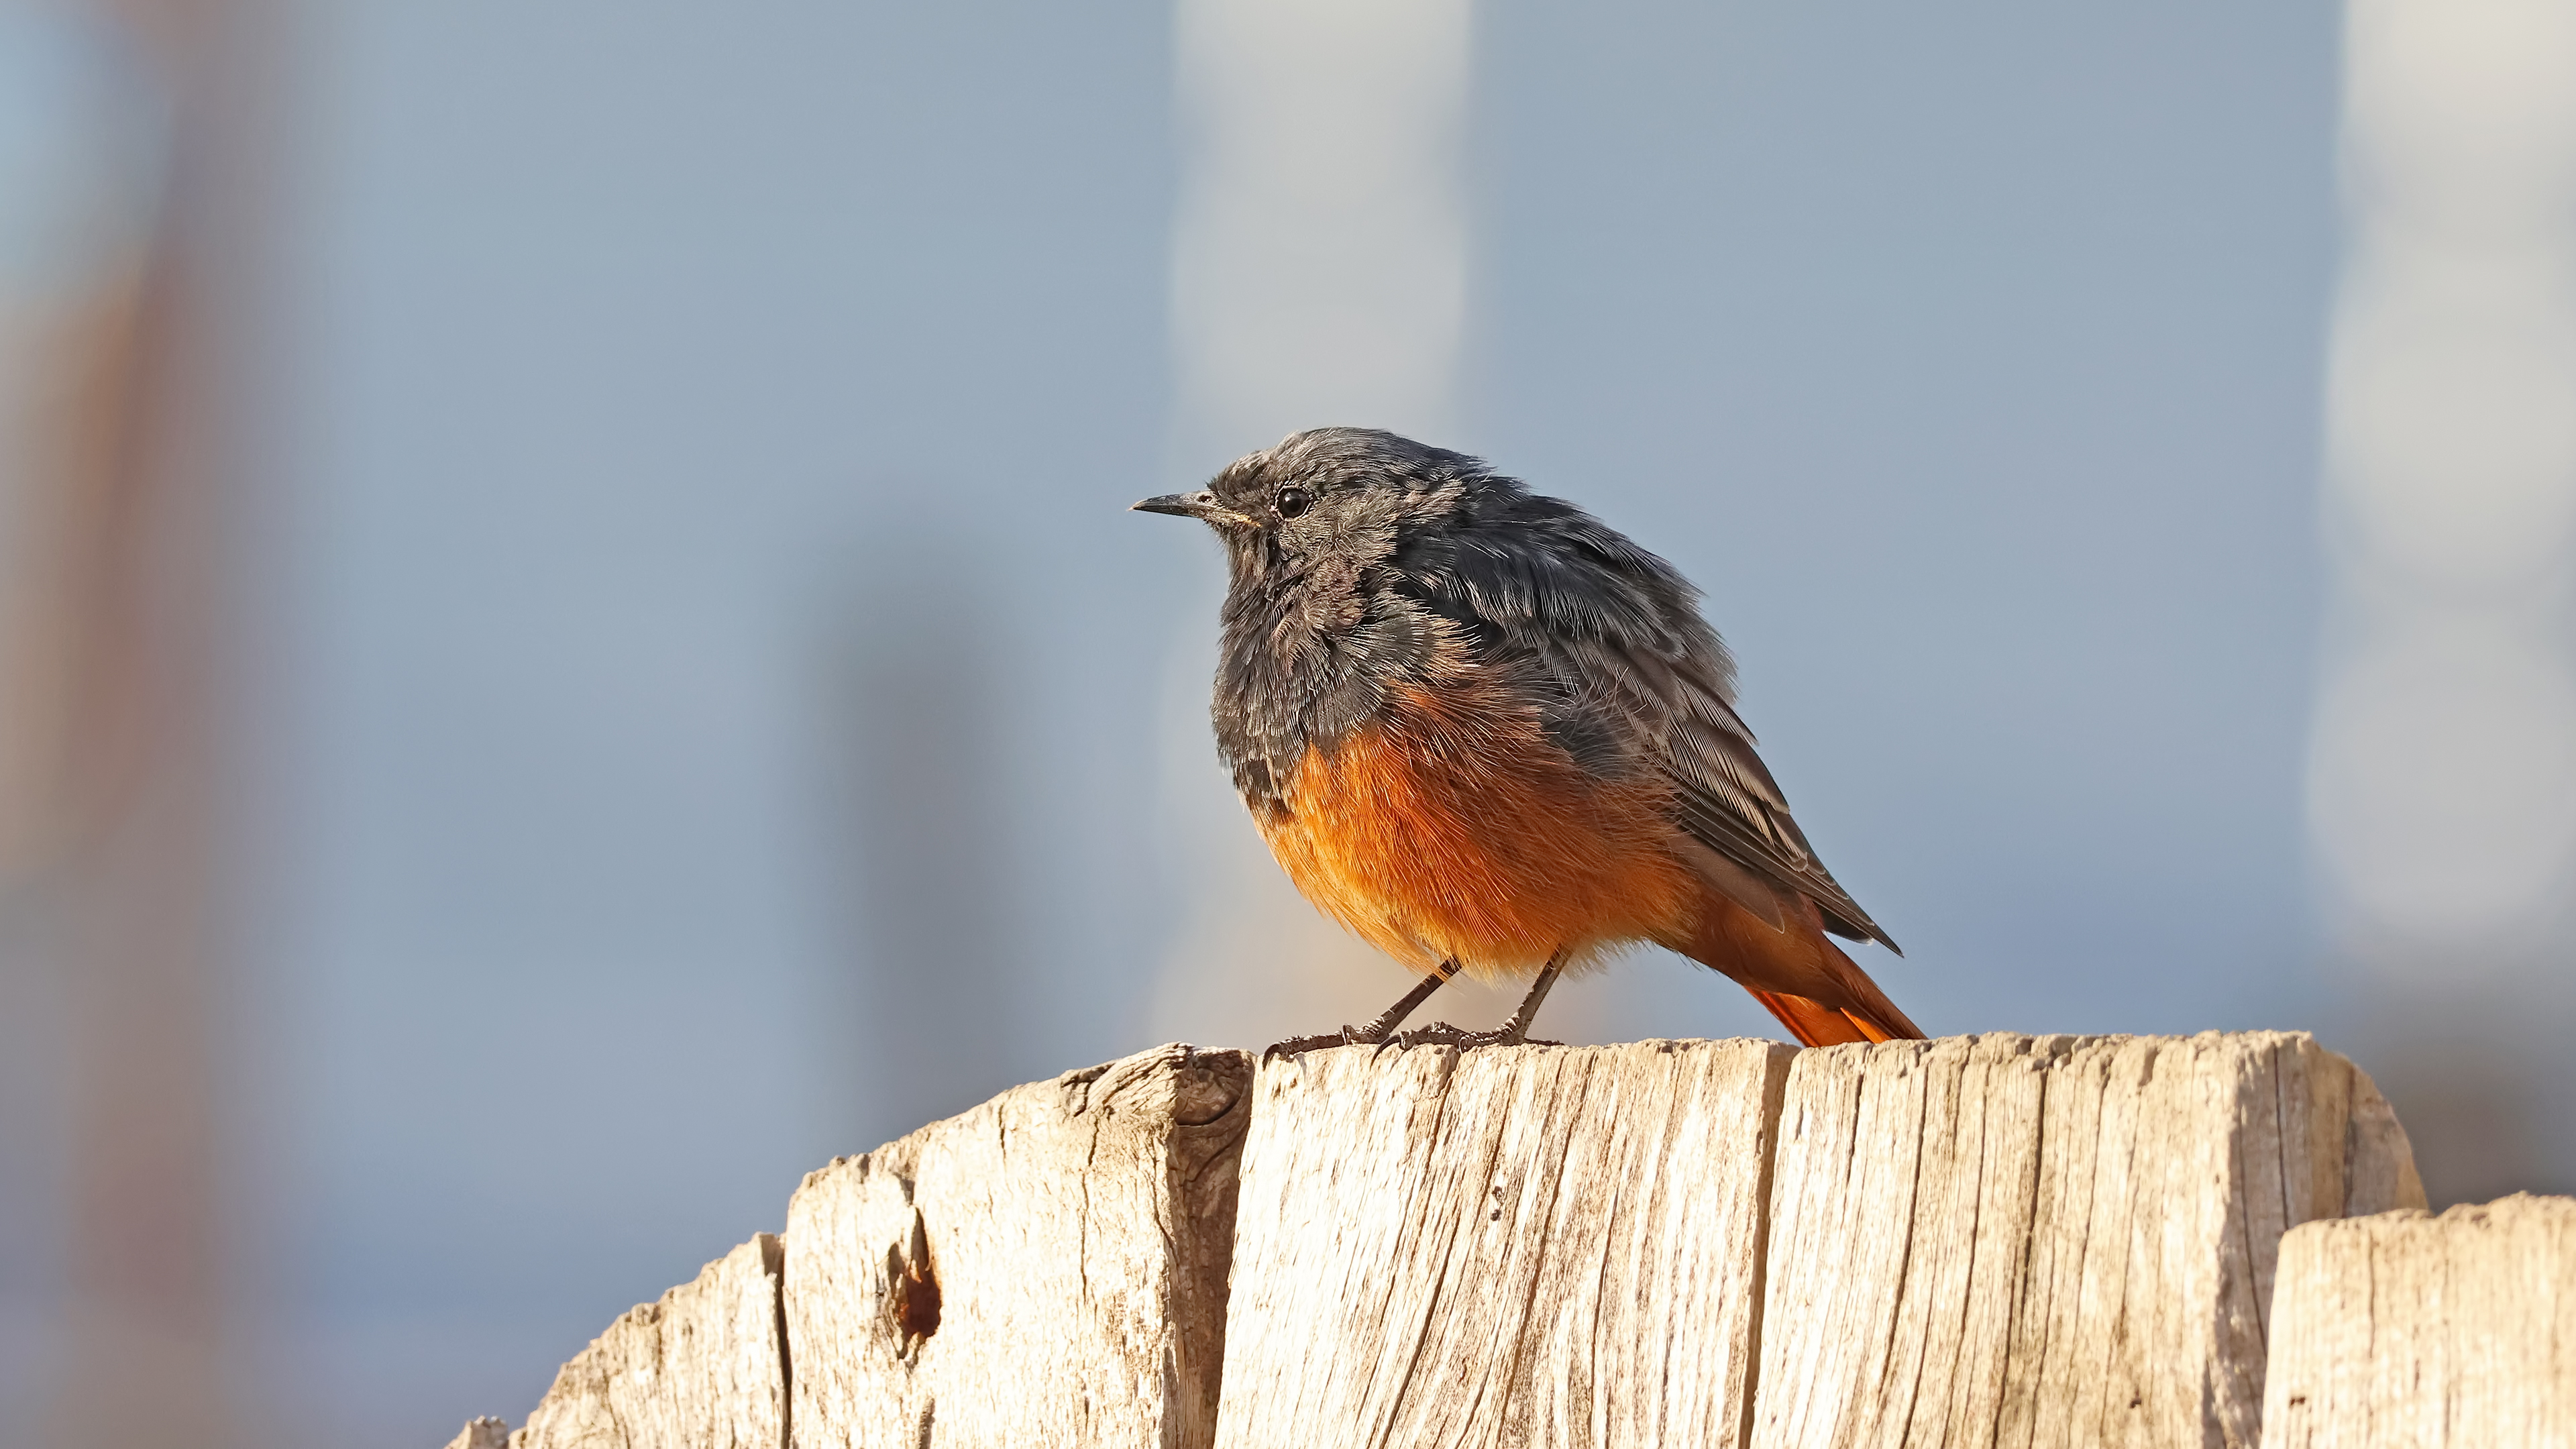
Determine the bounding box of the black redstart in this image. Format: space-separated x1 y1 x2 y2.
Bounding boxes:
1136 427 1920 1049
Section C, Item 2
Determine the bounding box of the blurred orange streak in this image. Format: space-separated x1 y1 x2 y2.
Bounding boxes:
12 3 264 1442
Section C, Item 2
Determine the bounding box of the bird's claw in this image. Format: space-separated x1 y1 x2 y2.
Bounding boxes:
1260 1025 1379 1063
1260 1018 1564 1063
1381 1021 1564 1053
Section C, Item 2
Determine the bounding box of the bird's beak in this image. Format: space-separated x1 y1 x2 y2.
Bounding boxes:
1130 490 1251 527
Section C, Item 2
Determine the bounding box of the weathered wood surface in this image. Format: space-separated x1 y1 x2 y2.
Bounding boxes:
1753 1031 2424 1449
510 1234 786 1449
2261 1192 2575 1449
446 1032 2443 1449
785 1042 1252 1449
1214 1038 1794 1449
1213 1032 2421 1449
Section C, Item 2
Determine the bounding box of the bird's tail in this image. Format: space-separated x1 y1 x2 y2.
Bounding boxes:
1748 986 1915 1046
1750 930 1924 1046
1679 888 1927 1046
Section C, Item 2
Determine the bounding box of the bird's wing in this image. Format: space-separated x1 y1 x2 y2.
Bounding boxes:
1400 492 1898 953
1650 669 1899 952
1520 626 1897 952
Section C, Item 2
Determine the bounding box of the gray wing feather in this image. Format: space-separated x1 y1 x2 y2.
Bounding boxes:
1406 485 1899 954
1656 680 1900 953
1536 633 1900 953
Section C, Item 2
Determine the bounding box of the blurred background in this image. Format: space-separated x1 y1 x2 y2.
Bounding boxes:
1 0 2570 1443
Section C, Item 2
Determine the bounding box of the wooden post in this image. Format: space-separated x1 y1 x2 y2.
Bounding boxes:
1751 1032 2421 1449
1215 1037 1792 1448
446 1033 2460 1449
506 1236 788 1449
2259 1193 2576 1448
784 1044 1251 1449
1216 1032 2422 1449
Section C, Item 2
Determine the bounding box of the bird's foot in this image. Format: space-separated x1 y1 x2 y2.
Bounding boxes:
1379 1020 1564 1054
1260 1025 1385 1062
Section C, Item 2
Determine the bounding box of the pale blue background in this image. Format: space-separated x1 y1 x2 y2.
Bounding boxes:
1 2 2349 1443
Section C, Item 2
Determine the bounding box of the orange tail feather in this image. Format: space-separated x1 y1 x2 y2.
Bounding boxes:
1748 988 1913 1046
1680 885 1926 1047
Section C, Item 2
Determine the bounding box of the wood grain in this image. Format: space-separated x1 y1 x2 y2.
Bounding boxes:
511 1234 788 1449
1750 1032 2426 1449
2261 1192 2575 1449
1214 1038 1796 1449
784 1042 1252 1449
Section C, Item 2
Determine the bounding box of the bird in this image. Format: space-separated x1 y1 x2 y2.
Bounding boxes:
1134 427 1921 1051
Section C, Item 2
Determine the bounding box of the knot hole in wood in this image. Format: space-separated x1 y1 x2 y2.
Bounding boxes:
885 1203 940 1354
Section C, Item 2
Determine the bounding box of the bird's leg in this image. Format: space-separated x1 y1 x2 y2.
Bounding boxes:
1263 959 1462 1059
1352 961 1460 1040
1388 948 1569 1051
1499 950 1568 1039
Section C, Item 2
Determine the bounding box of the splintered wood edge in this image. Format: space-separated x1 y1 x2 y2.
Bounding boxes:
442 1418 508 1449
507 1232 789 1449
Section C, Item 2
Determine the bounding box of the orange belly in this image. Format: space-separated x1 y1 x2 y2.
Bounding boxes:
1254 681 1703 979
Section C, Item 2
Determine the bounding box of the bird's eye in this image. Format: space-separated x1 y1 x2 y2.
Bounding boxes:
1275 486 1312 519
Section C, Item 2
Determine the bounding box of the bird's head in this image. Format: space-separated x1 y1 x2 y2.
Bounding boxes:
1131 427 1491 584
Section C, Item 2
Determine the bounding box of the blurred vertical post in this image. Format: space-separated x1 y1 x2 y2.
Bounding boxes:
826 531 1028 1143
2309 0 2576 1201
1149 0 1607 1044
1164 0 1472 462
10 1 271 1442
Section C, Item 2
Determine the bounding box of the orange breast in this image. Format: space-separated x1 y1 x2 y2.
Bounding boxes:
1255 680 1703 979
